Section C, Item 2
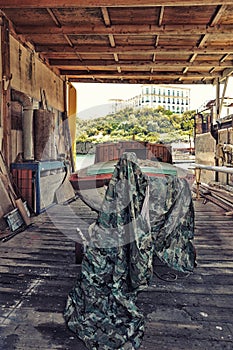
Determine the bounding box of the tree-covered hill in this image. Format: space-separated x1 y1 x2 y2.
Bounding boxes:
76 106 195 144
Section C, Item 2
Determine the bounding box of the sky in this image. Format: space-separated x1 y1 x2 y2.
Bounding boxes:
73 81 227 118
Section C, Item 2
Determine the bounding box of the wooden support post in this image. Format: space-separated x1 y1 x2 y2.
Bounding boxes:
195 167 202 200
215 78 220 182
219 77 229 117
215 77 220 121
63 80 75 172
68 82 77 172
1 15 11 167
15 198 31 226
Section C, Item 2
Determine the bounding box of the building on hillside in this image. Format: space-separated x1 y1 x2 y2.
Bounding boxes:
125 84 191 114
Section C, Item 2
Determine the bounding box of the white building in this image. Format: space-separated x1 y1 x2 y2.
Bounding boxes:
126 84 191 114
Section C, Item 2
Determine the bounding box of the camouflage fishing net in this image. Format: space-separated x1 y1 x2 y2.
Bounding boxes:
64 152 195 349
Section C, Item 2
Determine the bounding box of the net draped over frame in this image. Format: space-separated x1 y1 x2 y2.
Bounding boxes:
64 152 195 350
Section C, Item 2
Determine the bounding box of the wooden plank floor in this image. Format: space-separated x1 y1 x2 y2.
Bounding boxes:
0 197 233 350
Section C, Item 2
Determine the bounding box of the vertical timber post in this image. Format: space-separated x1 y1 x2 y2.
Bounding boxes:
1 15 11 167
67 83 77 172
219 77 228 117
215 78 220 122
215 78 220 181
63 79 75 172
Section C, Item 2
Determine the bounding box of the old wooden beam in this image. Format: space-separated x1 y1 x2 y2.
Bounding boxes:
36 44 233 55
49 59 233 68
0 1 232 8
60 70 221 78
1 15 11 167
69 77 215 84
15 24 233 36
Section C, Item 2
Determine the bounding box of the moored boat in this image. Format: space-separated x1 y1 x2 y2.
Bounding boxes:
69 142 194 211
70 158 189 191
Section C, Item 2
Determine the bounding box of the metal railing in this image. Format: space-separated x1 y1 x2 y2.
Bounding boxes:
191 163 233 199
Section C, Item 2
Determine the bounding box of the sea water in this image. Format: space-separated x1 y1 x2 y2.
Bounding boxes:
76 154 95 170
76 154 194 171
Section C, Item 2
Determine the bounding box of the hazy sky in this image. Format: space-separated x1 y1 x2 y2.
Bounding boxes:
73 81 226 115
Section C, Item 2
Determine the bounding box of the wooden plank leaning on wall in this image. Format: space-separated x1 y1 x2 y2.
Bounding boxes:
1 15 11 168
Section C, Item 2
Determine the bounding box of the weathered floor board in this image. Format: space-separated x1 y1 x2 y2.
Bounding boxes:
0 197 233 349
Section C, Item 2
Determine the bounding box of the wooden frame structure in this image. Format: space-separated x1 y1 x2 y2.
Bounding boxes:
1 1 233 85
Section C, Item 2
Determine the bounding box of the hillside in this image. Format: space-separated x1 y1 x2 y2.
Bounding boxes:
76 106 195 144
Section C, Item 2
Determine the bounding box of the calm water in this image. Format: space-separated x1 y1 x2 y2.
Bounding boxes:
76 154 194 171
76 154 95 170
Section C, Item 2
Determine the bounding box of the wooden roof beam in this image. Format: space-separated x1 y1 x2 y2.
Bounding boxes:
64 34 73 47
108 33 120 70
154 6 164 48
49 59 233 68
189 53 197 63
200 77 205 82
198 34 209 48
108 34 115 47
60 70 221 78
198 4 227 48
101 7 121 67
1 1 233 8
220 54 230 62
158 6 164 26
46 9 74 48
102 10 118 64
101 7 111 27
37 44 233 54
210 4 228 25
46 8 61 27
69 77 215 84
113 53 119 61
220 67 233 81
219 76 229 114
154 36 159 47
16 24 233 35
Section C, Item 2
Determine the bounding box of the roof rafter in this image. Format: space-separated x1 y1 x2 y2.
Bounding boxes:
101 7 111 27
60 70 222 79
2 2 233 85
0 1 232 8
15 24 233 36
49 59 233 68
153 5 164 49
46 8 61 27
197 4 226 48
35 44 233 55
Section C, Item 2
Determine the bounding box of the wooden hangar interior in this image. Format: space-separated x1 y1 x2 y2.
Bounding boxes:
0 1 233 228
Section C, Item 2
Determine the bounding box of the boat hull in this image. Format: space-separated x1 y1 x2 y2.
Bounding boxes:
69 158 193 191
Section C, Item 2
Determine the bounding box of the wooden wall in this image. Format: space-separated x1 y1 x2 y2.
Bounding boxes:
10 36 65 112
218 128 233 186
0 25 67 165
195 129 233 187
195 133 216 184
0 22 75 226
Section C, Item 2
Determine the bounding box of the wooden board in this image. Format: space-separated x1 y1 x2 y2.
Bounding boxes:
15 198 30 226
0 198 233 349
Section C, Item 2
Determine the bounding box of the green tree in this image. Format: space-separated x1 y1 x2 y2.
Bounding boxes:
75 107 195 145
